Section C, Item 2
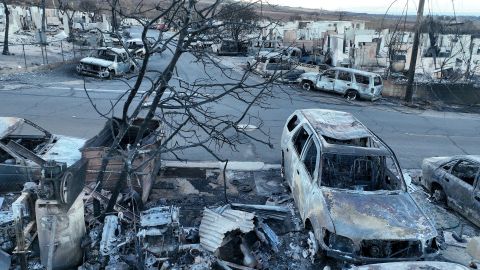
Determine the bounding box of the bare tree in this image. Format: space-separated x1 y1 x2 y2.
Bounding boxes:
78 0 98 20
2 0 10 55
218 2 260 44
83 0 276 224
57 0 77 41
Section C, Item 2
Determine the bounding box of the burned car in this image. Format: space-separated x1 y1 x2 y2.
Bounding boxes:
0 117 85 191
280 109 438 263
125 38 152 59
76 47 137 79
421 155 480 227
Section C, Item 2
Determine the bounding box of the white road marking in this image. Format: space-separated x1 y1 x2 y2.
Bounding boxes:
403 132 479 138
47 86 147 93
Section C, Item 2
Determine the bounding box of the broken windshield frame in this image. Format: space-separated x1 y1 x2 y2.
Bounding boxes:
96 51 117 62
320 153 406 192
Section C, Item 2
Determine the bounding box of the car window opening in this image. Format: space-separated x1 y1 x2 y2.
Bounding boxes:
322 135 376 148
97 51 116 62
293 128 310 155
321 153 404 191
287 115 300 132
0 147 15 164
303 141 318 179
451 160 478 186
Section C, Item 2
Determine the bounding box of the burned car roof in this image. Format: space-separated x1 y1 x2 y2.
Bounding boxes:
300 109 371 140
0 117 24 139
298 109 390 155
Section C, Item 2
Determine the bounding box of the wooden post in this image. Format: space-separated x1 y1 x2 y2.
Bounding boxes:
404 0 426 103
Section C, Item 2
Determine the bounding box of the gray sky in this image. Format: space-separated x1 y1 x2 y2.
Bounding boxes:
268 0 480 15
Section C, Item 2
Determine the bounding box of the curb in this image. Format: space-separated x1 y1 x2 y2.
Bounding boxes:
162 160 281 171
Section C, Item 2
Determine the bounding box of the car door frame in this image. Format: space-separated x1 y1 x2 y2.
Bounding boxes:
333 70 353 95
289 124 314 214
282 114 302 184
468 162 480 225
316 69 336 91
444 159 477 215
295 136 321 220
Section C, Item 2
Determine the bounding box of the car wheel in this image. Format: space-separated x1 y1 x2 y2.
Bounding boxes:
108 70 115 80
305 230 324 263
302 81 313 91
130 65 135 73
345 90 358 101
432 185 446 204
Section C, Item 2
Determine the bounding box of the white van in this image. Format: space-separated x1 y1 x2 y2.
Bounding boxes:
298 67 383 101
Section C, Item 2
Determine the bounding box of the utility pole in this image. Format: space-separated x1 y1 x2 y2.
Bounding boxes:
404 0 425 103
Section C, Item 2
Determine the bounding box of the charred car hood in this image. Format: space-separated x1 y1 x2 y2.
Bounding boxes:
80 57 113 68
41 135 86 166
322 188 436 240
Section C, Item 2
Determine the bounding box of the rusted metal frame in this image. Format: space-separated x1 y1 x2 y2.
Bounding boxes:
13 212 27 270
104 167 128 215
12 192 36 270
83 185 137 221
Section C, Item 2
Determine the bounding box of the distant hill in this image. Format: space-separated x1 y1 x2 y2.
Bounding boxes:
8 0 480 33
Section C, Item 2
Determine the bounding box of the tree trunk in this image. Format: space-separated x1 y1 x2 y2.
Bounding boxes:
2 1 10 55
41 0 46 44
41 0 46 32
111 0 118 32
67 12 75 42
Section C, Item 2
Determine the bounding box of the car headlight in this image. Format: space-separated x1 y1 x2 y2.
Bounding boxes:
326 231 355 253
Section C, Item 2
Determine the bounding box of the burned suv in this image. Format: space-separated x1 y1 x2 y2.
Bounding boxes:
281 109 438 263
77 47 136 79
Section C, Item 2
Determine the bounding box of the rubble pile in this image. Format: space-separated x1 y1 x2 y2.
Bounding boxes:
74 168 322 270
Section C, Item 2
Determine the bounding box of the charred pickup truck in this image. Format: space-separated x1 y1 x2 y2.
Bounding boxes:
0 117 85 191
281 109 438 263
76 47 137 79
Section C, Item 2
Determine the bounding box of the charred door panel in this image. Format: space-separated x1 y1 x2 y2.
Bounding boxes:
334 71 352 95
317 70 335 91
290 126 311 217
445 160 477 214
298 139 319 220
468 164 480 225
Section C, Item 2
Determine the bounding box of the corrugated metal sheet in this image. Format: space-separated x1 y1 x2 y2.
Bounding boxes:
199 207 255 253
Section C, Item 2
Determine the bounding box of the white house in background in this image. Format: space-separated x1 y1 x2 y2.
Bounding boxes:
375 29 480 77
262 20 365 41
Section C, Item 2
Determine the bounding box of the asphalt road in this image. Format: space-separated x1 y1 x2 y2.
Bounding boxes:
0 30 479 169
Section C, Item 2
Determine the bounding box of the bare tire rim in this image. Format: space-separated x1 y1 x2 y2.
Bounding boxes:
433 188 446 202
346 91 357 100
